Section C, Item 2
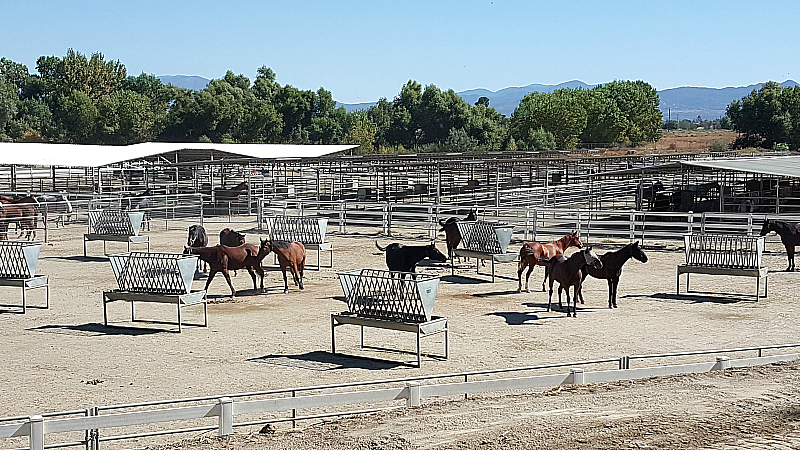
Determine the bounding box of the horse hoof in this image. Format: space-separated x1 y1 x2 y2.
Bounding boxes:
613 304 618 308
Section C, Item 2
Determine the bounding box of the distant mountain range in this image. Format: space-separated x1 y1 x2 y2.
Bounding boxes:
157 75 798 121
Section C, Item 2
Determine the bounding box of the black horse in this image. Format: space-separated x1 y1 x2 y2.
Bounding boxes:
438 209 477 263
187 225 209 272
578 241 648 308
375 241 448 272
760 218 800 271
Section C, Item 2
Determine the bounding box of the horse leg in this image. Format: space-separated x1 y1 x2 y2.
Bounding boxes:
255 264 265 293
281 265 289 293
541 265 549 292
524 264 534 293
204 268 218 292
297 257 305 290
606 279 614 308
517 260 526 292
246 266 257 291
547 280 554 312
788 245 796 271
611 278 619 308
221 269 236 297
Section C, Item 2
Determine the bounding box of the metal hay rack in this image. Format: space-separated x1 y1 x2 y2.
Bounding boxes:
0 241 49 312
103 252 206 332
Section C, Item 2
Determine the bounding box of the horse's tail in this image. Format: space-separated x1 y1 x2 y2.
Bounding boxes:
518 244 536 269
375 241 387 252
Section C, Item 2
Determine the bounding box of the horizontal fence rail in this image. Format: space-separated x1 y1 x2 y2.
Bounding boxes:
258 199 795 246
2 343 800 450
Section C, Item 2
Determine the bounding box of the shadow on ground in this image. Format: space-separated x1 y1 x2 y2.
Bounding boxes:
248 350 407 371
27 323 166 336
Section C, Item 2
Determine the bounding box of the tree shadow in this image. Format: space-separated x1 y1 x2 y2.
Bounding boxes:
248 350 408 371
26 323 164 336
487 311 544 325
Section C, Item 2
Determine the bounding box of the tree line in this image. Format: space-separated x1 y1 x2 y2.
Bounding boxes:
727 81 800 151
0 50 665 153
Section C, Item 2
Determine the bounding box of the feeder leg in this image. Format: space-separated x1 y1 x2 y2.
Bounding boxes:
417 326 422 367
203 301 208 327
360 325 364 348
131 301 135 321
22 285 26 314
491 258 496 283
83 236 87 257
331 315 336 354
317 248 321 271
45 282 49 309
177 302 182 333
103 293 108 326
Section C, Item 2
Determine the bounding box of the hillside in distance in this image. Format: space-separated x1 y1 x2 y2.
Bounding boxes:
156 75 798 121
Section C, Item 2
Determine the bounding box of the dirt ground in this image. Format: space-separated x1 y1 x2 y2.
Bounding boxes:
1 216 799 447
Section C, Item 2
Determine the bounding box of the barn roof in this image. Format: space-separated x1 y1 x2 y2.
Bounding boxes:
680 155 800 178
0 142 357 168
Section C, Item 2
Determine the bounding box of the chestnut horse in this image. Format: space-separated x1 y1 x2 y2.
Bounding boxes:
0 195 39 240
517 231 582 293
266 240 306 293
184 239 270 297
541 248 603 317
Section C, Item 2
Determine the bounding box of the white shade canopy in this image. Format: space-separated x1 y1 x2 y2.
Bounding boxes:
0 142 357 167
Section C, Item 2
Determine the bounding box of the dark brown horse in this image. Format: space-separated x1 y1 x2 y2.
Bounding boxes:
541 248 603 317
214 182 248 202
438 209 476 264
184 239 270 297
578 241 648 308
266 240 306 293
517 231 582 292
760 218 800 271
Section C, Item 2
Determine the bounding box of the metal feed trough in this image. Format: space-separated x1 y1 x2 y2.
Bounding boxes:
104 252 207 332
677 234 768 300
84 209 150 256
452 220 516 282
333 268 448 367
0 241 49 313
264 216 332 269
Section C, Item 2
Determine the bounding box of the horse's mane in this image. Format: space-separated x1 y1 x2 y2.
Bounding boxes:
270 240 291 249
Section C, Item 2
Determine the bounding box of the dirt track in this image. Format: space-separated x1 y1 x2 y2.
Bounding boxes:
1 217 799 448
155 361 800 450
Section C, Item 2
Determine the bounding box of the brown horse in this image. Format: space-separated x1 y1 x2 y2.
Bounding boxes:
184 239 270 297
541 248 603 317
760 218 800 271
0 195 39 240
266 240 306 293
438 209 476 264
214 182 248 202
517 231 582 293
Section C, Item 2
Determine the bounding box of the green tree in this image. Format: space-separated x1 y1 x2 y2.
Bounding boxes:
511 89 587 150
728 82 800 150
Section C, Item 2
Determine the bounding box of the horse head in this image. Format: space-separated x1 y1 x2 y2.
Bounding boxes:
426 243 448 263
582 247 603 269
566 230 583 249
631 241 648 263
759 218 773 236
465 209 477 221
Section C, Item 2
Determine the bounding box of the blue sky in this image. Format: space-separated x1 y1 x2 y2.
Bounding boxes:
2 0 798 103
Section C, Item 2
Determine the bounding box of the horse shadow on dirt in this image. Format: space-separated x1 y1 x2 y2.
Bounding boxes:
27 323 164 336
43 255 108 263
487 311 544 325
440 275 487 284
248 351 406 371
472 289 524 297
634 292 759 304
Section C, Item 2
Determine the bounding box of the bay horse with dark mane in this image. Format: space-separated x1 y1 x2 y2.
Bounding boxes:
540 248 603 317
438 209 476 264
265 240 306 293
184 238 270 297
578 241 648 308
517 231 582 292
760 218 800 271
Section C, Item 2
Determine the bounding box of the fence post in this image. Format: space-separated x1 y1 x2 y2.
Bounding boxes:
43 204 48 243
218 397 233 436
406 381 421 407
687 211 694 234
428 205 435 239
747 213 753 235
714 356 731 371
200 199 204 226
383 203 389 235
257 199 262 230
339 202 346 233
570 368 585 385
29 415 44 450
700 212 706 234
524 208 530 241
629 212 635 241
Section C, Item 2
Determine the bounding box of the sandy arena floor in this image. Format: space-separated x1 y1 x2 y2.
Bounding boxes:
1 216 798 448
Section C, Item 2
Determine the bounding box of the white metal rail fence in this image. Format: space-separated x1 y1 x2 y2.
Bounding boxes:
1 344 800 450
258 199 798 246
